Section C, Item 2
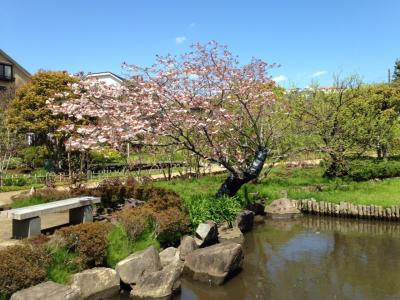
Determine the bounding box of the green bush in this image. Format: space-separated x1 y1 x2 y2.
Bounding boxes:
185 195 242 228
22 146 48 169
7 157 23 169
2 176 27 187
347 159 400 181
0 245 50 298
90 148 125 164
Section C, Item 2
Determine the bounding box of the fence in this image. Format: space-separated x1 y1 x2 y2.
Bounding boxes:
0 162 218 187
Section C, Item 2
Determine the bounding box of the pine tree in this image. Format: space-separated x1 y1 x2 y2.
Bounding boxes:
393 59 400 82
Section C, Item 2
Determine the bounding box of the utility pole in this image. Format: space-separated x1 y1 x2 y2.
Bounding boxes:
388 68 391 83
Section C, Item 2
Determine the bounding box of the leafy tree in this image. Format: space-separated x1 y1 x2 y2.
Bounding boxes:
5 71 78 170
291 77 400 177
291 76 363 177
48 41 290 196
6 71 77 145
0 84 24 174
352 83 400 158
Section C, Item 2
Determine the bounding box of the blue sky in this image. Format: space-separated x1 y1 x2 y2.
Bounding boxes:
2 0 399 87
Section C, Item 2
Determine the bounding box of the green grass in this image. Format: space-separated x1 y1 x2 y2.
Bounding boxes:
185 194 243 228
154 166 400 208
46 246 82 284
0 184 43 193
130 228 160 253
106 224 135 267
10 195 57 209
154 175 225 202
106 223 160 268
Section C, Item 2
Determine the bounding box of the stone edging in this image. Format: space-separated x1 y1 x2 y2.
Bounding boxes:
293 199 400 221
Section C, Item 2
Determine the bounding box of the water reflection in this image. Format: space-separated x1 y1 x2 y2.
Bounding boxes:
175 216 400 300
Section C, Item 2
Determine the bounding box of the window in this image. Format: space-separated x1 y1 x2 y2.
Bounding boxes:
0 63 13 81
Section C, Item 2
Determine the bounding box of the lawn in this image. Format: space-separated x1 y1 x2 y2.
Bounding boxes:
154 165 400 208
9 165 400 209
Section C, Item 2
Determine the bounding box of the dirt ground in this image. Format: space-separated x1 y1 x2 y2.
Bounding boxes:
0 212 69 246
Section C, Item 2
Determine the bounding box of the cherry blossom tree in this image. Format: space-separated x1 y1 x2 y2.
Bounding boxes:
48 41 287 196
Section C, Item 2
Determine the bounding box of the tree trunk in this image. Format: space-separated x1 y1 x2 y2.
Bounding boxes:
324 153 347 177
216 147 268 197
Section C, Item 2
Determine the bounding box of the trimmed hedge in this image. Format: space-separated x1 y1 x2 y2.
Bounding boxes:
347 159 400 181
57 222 111 267
0 245 50 298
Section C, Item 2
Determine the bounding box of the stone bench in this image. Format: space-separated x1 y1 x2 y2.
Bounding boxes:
1 196 100 239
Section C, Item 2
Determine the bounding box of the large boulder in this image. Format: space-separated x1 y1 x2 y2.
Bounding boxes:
11 281 81 300
116 246 162 285
265 198 302 219
178 236 198 260
131 261 184 299
235 210 255 232
218 226 244 245
184 242 243 285
194 220 218 247
160 247 180 267
70 267 120 299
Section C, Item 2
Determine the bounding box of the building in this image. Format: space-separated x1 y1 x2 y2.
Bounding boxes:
0 49 31 91
85 71 126 86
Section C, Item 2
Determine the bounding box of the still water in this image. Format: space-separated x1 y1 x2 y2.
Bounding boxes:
178 216 400 300
123 216 400 300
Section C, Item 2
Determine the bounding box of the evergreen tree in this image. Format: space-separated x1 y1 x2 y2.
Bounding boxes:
393 59 400 82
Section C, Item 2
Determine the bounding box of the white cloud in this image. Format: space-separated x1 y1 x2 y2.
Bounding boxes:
175 36 186 44
272 75 288 82
312 70 327 77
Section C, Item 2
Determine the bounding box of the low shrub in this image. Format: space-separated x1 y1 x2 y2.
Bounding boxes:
2 176 28 187
117 207 150 240
133 187 182 210
89 148 125 164
57 222 111 267
347 159 400 181
154 207 190 246
96 178 127 209
116 186 190 246
22 146 49 169
7 157 23 169
0 245 50 298
185 195 242 228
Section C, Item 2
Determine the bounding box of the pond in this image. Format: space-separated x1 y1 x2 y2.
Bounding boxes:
180 216 400 300
122 216 400 300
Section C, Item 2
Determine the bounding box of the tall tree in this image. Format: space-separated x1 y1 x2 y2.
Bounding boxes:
290 76 363 177
291 77 400 176
393 59 400 82
48 41 290 196
5 71 78 169
353 83 400 158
